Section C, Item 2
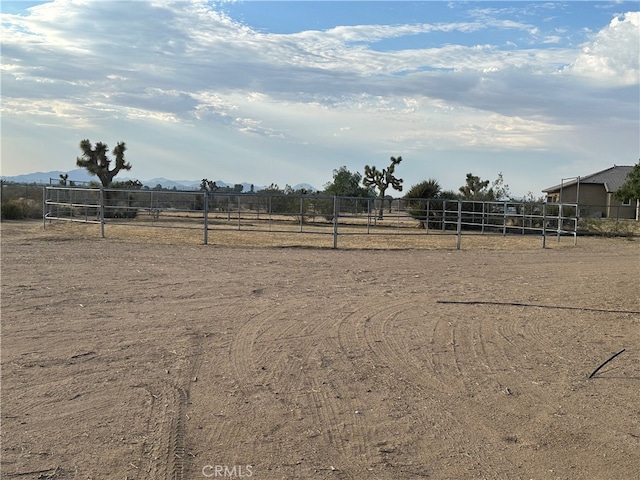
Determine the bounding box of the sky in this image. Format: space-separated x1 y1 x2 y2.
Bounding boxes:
1 0 639 197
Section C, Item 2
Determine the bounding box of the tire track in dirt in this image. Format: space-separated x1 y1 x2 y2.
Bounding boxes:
338 300 451 394
334 299 472 475
137 330 204 480
428 306 509 396
139 382 184 480
430 311 529 477
431 306 525 394
336 298 529 477
496 308 550 373
494 306 582 392
499 309 558 354
437 305 595 477
223 301 347 464
170 385 189 480
224 300 378 476
229 306 320 396
303 309 372 475
448 300 638 475
268 305 383 477
305 376 358 479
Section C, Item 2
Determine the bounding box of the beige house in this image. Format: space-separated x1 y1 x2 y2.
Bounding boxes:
543 165 636 219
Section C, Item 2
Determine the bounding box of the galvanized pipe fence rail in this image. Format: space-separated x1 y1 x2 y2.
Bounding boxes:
43 186 578 248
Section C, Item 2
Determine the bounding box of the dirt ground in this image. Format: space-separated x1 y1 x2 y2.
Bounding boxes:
2 221 639 480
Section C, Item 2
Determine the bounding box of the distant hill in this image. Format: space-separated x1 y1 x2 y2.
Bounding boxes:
1 169 318 192
294 183 316 192
1 168 94 185
144 177 202 190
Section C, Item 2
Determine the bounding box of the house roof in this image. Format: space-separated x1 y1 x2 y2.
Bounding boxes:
543 165 634 193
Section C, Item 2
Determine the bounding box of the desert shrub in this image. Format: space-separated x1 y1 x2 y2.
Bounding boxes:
581 218 637 238
1 183 44 219
404 179 442 228
310 196 336 221
1 197 42 219
1 201 23 219
25 199 43 218
103 207 138 219
102 188 139 218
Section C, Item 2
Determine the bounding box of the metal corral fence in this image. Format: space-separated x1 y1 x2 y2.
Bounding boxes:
43 186 579 248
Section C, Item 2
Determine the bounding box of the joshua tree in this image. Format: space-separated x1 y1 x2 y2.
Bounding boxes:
200 179 218 192
363 156 404 218
459 172 511 202
76 139 131 188
59 173 68 186
459 173 490 200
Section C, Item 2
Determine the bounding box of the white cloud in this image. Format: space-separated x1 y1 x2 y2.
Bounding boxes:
566 11 640 85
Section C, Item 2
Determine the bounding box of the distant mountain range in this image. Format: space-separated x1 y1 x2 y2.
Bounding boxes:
1 168 317 193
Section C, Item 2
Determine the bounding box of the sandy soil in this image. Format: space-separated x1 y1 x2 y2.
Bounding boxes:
2 221 639 480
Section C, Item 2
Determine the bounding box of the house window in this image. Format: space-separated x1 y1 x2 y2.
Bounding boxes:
621 198 631 206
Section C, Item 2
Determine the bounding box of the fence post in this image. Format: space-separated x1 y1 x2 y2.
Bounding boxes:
203 191 209 245
333 196 339 249
456 200 462 250
542 201 547 248
99 186 105 238
557 203 562 242
442 200 447 232
150 190 154 222
84 189 89 221
42 187 47 229
300 196 304 233
502 201 507 236
426 199 430 234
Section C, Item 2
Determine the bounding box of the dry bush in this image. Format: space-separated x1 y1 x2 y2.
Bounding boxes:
580 218 639 238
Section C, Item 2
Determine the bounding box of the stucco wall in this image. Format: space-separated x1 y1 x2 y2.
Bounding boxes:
545 183 636 219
